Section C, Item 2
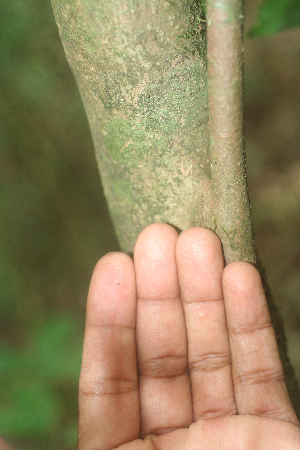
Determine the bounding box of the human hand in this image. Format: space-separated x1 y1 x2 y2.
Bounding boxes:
78 224 300 449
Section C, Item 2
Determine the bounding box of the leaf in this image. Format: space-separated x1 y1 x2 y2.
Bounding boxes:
249 0 300 36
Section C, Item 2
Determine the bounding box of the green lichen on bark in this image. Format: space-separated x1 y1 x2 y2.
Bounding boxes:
51 0 211 252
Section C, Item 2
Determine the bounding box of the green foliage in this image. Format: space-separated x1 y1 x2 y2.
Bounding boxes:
250 0 300 36
202 2 206 16
0 315 82 448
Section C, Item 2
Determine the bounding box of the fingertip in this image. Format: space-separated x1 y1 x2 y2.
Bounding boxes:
222 261 263 297
134 223 179 260
87 252 136 327
176 228 224 304
89 251 134 297
222 261 269 332
176 227 223 264
136 222 179 241
92 251 134 279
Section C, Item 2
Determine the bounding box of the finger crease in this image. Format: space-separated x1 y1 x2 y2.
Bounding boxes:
137 295 181 303
139 354 188 378
189 353 231 372
85 322 135 331
198 406 237 419
183 296 224 304
235 367 285 386
79 377 138 396
229 321 273 336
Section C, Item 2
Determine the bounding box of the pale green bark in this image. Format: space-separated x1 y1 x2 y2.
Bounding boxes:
51 0 256 262
51 0 213 253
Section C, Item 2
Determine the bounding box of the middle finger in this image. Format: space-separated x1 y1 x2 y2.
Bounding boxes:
134 224 193 437
176 227 237 420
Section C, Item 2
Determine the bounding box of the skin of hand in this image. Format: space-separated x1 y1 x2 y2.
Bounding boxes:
78 223 300 450
0 437 10 450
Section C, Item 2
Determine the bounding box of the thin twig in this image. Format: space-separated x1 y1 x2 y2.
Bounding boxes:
207 0 256 263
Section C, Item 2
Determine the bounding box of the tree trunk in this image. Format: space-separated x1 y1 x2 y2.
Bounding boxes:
51 0 214 254
51 0 300 417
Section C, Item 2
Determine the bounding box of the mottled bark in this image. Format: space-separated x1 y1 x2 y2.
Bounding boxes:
51 0 212 253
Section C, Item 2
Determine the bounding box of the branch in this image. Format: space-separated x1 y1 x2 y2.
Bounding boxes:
207 0 256 263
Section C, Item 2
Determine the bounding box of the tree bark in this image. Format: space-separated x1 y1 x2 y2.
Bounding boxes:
51 0 213 253
207 0 255 264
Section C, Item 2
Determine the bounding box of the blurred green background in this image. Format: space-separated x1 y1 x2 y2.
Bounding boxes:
0 0 300 448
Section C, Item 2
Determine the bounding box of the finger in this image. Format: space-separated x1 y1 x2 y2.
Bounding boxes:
176 227 236 420
148 415 300 450
78 253 139 450
0 437 11 450
134 223 193 437
151 416 300 450
223 261 299 425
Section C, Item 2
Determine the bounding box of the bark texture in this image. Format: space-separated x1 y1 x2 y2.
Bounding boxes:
51 0 212 253
207 0 255 263
206 0 299 418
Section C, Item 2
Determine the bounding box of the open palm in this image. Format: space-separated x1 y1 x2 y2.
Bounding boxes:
78 224 300 450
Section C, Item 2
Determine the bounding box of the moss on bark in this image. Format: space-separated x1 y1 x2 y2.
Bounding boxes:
51 0 211 252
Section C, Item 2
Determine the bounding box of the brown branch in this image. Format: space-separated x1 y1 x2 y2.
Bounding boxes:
207 0 256 263
207 0 300 416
